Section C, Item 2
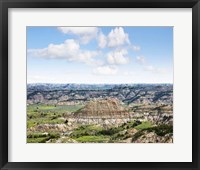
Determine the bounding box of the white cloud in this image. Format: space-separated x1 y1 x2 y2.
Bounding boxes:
132 45 141 51
136 56 146 65
97 32 107 48
58 27 98 35
107 49 129 65
107 27 130 48
93 65 118 75
136 56 166 74
28 39 99 65
144 65 166 74
57 27 98 44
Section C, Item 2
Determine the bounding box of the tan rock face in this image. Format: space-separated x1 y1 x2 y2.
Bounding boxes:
73 98 129 118
30 124 68 132
133 131 173 143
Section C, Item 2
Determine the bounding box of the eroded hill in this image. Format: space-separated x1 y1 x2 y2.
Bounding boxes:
27 84 173 105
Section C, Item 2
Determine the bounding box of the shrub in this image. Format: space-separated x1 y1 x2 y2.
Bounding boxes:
132 131 144 142
147 124 173 136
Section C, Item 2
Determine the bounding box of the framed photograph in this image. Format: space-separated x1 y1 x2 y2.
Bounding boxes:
0 0 199 169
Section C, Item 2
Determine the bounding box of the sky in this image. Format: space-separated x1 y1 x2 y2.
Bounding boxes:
27 26 173 84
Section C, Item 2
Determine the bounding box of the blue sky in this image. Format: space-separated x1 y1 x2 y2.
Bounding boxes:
27 26 173 84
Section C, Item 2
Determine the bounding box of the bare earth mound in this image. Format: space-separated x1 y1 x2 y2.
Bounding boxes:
73 98 129 118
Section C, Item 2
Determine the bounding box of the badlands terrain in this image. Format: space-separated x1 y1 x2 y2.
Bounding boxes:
27 84 173 143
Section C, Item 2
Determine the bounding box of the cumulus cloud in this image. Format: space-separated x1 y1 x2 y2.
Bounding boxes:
132 45 141 51
93 65 118 75
107 49 129 65
136 56 146 65
107 27 130 48
135 56 166 74
57 27 99 44
28 39 100 65
97 32 107 48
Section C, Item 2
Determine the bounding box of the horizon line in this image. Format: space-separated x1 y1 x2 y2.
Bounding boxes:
27 82 173 85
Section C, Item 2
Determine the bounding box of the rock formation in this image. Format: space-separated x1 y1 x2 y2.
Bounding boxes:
67 98 131 127
73 98 129 118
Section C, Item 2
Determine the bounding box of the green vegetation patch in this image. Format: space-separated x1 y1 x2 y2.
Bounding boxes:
27 118 65 129
28 104 83 114
70 125 103 138
146 124 173 136
70 121 143 143
27 120 38 128
27 137 50 143
27 132 60 143
75 135 110 143
132 124 173 142
121 120 141 129
97 121 140 136
134 121 153 130
27 104 84 129
97 126 124 136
